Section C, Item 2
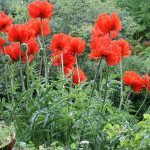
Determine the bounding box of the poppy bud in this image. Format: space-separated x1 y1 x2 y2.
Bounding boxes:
4 55 10 63
39 48 44 56
21 43 28 52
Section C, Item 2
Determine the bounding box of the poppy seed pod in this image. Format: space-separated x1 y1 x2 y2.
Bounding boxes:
4 55 10 63
21 43 28 52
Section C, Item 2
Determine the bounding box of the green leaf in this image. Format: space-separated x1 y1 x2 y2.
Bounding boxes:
143 114 150 120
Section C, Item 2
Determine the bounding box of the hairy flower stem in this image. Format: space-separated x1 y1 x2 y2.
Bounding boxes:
25 52 29 89
10 65 14 101
61 52 64 78
91 58 102 97
101 66 109 113
75 54 80 83
38 37 43 76
19 47 25 91
40 18 48 87
119 61 124 111
5 63 10 102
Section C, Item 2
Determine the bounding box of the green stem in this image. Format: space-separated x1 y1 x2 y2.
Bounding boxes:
119 61 124 111
10 64 14 101
61 52 64 78
38 37 43 76
101 66 109 113
25 52 29 89
75 54 80 83
5 63 10 102
91 58 102 97
19 47 25 91
124 91 131 111
40 18 48 87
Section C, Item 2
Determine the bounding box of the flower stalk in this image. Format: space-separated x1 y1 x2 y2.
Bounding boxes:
19 47 25 91
61 52 64 78
119 61 124 111
75 54 80 83
40 18 48 87
25 52 29 89
91 58 102 97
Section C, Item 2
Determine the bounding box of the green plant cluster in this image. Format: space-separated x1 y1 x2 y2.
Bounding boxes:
115 0 150 41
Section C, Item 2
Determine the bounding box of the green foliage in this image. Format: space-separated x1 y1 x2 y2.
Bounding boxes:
102 114 150 149
115 0 150 40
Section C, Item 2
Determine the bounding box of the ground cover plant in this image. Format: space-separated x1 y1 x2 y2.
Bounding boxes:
0 0 150 149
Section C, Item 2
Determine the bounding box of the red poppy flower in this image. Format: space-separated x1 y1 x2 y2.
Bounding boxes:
94 13 110 35
4 43 25 61
89 34 111 59
0 38 5 53
49 33 70 53
93 12 122 38
26 38 39 55
105 40 121 66
28 0 53 19
91 25 104 37
122 71 143 93
89 39 121 66
109 13 122 34
8 24 29 43
50 50 75 66
118 39 131 58
90 34 111 51
142 74 150 92
72 68 87 85
27 19 50 37
68 37 86 56
0 12 12 32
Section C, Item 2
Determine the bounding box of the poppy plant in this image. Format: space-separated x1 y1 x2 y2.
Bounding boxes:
27 19 51 37
89 37 121 66
0 11 12 32
105 40 121 66
122 71 143 93
49 33 70 53
68 37 86 56
90 34 111 52
28 0 53 19
26 38 39 56
8 24 29 43
4 43 25 62
93 12 122 38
